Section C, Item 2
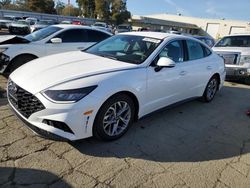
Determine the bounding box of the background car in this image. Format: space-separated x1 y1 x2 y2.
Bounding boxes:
194 36 215 48
115 24 132 34
0 25 112 73
8 20 31 35
213 34 250 84
30 20 55 32
92 22 112 33
8 32 225 141
25 17 38 26
0 16 22 29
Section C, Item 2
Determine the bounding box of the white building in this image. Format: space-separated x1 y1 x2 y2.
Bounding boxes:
131 14 250 39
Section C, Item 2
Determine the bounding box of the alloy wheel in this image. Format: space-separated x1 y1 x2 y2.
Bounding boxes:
102 101 131 136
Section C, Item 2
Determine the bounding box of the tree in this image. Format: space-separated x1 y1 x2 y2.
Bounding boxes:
111 0 131 25
77 0 95 18
27 0 56 14
55 0 65 15
0 0 11 8
62 5 80 16
95 0 111 22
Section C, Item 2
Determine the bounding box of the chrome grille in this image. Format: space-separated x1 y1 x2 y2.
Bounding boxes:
8 80 45 118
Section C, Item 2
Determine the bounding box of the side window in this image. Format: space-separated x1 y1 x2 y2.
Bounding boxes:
55 29 87 43
87 30 110 42
186 40 204 60
159 41 184 62
202 45 212 57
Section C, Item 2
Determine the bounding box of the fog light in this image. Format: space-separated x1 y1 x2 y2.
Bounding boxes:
239 70 245 75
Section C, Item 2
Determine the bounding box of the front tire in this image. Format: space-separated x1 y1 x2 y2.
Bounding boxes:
202 76 219 102
245 77 250 85
93 94 135 141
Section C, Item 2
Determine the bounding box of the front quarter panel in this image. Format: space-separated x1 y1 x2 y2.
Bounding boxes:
43 68 147 139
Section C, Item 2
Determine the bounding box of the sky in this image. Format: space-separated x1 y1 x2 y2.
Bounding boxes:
62 0 250 21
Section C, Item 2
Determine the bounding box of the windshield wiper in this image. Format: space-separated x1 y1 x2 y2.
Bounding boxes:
99 54 118 60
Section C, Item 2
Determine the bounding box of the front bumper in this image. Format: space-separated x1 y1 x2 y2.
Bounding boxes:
225 66 250 79
8 89 100 141
226 66 250 78
10 104 68 141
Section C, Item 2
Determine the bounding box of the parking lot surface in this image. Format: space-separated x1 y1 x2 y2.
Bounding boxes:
0 74 250 188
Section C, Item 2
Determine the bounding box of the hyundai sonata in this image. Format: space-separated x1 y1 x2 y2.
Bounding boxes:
8 32 226 141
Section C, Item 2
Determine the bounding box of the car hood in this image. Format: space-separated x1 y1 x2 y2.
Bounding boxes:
10 51 138 94
33 24 48 28
213 47 250 55
10 23 28 28
0 35 30 45
0 19 12 23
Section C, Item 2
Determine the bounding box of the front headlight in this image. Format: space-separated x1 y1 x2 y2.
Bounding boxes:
0 48 8 53
239 55 250 65
43 86 97 103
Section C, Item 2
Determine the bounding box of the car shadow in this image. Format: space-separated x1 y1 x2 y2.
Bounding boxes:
0 167 72 187
0 87 8 107
71 85 250 163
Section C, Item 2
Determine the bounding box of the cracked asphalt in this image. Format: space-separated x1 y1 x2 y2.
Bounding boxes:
0 74 250 188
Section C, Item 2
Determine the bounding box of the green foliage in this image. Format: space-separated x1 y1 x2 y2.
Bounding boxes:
27 0 56 14
95 0 111 22
77 0 131 24
0 0 12 8
62 5 80 16
1 0 56 13
77 0 95 18
55 0 66 15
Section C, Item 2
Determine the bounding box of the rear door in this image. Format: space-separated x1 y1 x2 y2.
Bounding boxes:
182 40 214 97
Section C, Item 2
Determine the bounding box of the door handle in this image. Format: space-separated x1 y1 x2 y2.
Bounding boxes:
207 66 213 70
179 71 187 76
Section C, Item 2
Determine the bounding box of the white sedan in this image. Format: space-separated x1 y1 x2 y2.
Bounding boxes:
0 24 112 73
8 32 226 141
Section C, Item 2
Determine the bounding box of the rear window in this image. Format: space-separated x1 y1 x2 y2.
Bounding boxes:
215 36 250 47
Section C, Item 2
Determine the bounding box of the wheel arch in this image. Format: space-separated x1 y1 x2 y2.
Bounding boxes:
5 53 38 73
211 73 221 90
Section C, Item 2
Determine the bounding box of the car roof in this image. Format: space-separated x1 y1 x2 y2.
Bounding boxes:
223 33 250 37
52 24 113 35
119 31 180 40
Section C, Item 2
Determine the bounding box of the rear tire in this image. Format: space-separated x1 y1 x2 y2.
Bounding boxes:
245 77 250 85
93 94 135 141
202 76 219 102
8 55 37 73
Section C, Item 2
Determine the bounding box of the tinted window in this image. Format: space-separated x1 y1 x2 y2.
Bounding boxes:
25 26 62 42
87 30 110 42
56 29 87 43
202 45 212 57
215 36 250 47
159 41 184 62
186 40 204 60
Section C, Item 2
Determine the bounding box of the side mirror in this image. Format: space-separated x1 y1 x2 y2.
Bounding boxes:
50 38 62 44
157 57 176 67
155 57 175 72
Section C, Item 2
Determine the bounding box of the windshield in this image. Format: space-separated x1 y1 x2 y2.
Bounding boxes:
215 36 250 47
37 21 50 25
86 35 162 64
118 25 130 30
15 20 28 25
25 26 62 42
94 23 106 27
